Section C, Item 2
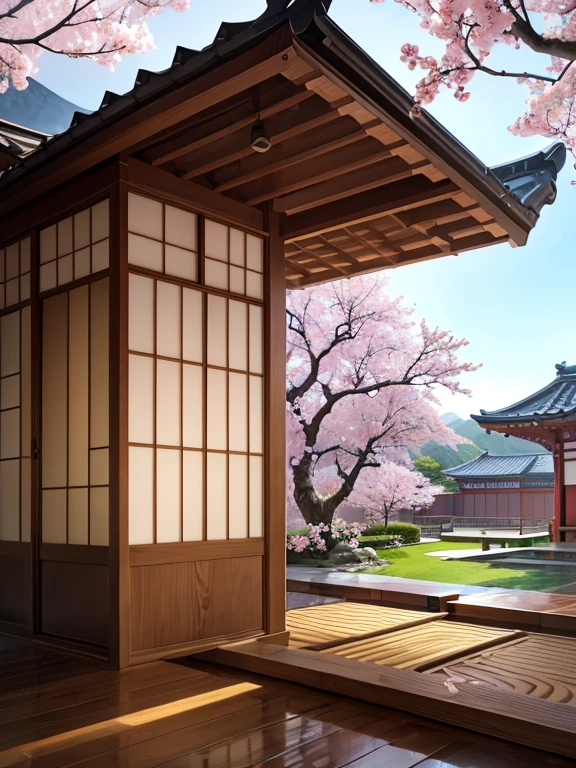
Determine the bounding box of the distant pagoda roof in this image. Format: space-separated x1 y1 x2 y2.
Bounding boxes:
473 362 576 427
445 452 553 479
0 119 48 171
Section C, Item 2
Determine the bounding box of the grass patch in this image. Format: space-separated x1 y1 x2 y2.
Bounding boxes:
370 541 576 592
359 534 396 548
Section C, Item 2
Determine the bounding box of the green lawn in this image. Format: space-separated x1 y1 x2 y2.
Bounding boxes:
370 541 576 592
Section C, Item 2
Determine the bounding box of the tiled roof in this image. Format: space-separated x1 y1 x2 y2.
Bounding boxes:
0 119 47 171
0 0 566 218
473 362 576 426
445 452 553 479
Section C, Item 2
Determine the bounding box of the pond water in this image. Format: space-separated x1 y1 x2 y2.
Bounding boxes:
484 548 576 564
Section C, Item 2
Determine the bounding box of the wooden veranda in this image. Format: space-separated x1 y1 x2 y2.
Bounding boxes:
0 634 573 768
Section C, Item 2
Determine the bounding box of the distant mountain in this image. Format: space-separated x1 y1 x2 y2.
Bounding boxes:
419 440 482 470
0 78 90 134
439 412 549 465
441 412 464 429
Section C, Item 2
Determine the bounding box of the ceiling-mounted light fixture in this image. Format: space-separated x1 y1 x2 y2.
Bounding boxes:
250 121 271 153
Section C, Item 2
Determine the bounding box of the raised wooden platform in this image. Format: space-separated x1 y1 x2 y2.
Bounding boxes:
319 621 524 671
449 591 576 632
1 638 571 768
286 602 445 648
428 634 576 706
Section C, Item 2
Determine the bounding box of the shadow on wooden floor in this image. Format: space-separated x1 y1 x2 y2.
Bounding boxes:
0 635 572 767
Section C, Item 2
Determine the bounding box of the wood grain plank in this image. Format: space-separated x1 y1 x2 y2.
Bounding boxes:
208 641 576 759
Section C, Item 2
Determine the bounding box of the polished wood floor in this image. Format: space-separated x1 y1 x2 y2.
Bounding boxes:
0 637 572 768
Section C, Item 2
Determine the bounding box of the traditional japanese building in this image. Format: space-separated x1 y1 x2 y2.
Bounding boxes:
0 0 565 667
473 363 576 541
434 452 554 526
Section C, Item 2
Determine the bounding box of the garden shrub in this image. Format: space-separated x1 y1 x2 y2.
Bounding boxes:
358 534 398 548
363 523 386 537
385 522 420 544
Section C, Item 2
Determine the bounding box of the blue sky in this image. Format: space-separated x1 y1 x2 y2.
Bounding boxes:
34 0 575 419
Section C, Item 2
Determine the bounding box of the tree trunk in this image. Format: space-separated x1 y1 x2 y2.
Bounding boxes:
291 455 346 542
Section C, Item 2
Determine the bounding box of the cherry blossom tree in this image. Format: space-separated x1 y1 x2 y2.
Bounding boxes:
0 0 188 93
370 0 576 156
351 461 443 528
286 273 477 532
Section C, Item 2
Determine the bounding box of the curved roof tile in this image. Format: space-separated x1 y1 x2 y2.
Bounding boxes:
473 363 576 426
445 452 553 478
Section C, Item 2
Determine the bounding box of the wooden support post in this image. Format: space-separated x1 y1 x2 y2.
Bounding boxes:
554 432 565 544
264 204 286 635
108 163 130 668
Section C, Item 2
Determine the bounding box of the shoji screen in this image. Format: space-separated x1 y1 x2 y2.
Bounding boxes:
0 237 31 310
127 193 264 546
0 302 31 542
41 279 109 546
39 201 109 293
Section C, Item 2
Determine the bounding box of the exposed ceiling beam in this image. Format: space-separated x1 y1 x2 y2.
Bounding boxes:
274 154 413 215
244 142 390 206
149 88 314 167
284 177 459 241
397 199 479 228
316 234 360 267
126 158 263 232
181 96 350 180
291 241 348 276
213 119 379 192
291 37 531 246
344 226 398 266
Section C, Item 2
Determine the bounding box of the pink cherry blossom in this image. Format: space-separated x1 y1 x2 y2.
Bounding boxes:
370 0 576 157
0 1 189 93
287 273 476 531
351 461 443 528
286 519 366 555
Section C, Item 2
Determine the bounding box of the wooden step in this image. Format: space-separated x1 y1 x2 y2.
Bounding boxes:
286 602 446 648
318 621 523 671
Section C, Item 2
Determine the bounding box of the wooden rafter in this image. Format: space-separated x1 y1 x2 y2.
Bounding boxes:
344 226 398 266
275 154 412 215
213 119 380 193
291 241 348 276
150 88 315 167
245 144 391 206
316 234 361 267
285 177 460 241
181 96 352 180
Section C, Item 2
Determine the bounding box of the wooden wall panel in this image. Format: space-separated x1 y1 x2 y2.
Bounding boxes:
40 560 109 646
129 555 263 652
0 542 31 629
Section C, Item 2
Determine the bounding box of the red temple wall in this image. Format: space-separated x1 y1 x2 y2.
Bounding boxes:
427 490 553 522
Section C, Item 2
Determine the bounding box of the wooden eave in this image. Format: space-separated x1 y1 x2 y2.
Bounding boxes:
473 420 576 451
0 11 545 288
